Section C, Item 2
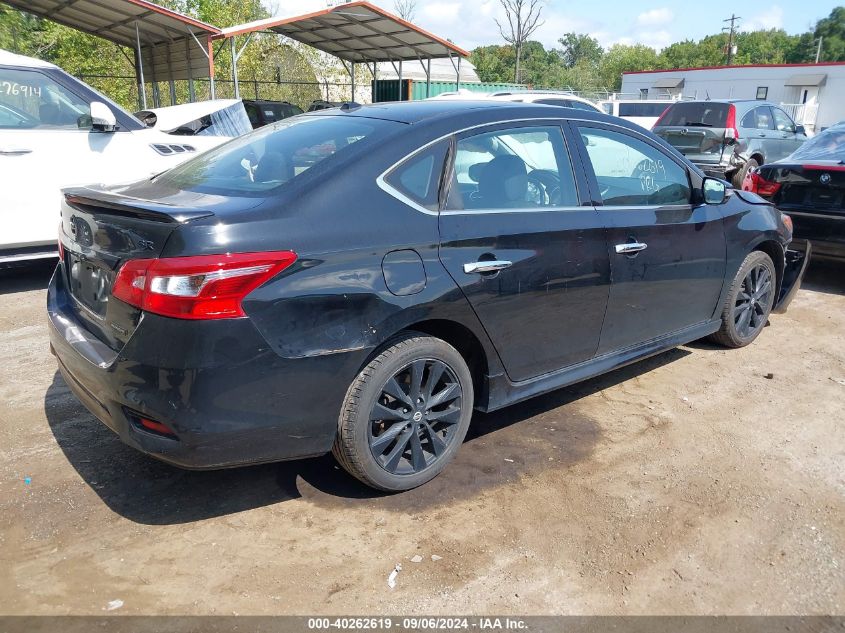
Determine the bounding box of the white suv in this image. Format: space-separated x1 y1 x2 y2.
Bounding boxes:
0 50 229 265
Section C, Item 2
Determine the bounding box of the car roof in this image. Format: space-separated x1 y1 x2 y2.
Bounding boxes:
668 99 773 106
305 99 618 127
0 48 56 69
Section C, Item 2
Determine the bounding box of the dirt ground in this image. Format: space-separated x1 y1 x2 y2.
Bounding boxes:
0 259 843 616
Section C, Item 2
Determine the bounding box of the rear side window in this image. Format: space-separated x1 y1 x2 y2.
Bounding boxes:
445 126 578 211
156 115 400 196
658 102 730 128
618 103 670 118
740 106 774 130
578 126 690 206
384 141 449 211
0 67 89 130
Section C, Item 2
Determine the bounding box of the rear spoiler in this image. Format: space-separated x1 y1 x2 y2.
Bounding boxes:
63 187 214 224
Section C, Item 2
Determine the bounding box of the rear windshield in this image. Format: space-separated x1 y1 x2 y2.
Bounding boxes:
618 103 670 118
155 115 400 196
787 125 845 162
657 102 730 128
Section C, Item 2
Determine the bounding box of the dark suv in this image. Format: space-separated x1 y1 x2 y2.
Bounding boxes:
653 100 807 188
242 99 303 129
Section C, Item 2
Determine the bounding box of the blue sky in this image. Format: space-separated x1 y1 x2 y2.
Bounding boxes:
266 0 839 52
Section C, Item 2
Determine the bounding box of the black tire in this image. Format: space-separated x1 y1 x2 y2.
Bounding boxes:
710 250 777 348
332 333 474 491
731 157 759 190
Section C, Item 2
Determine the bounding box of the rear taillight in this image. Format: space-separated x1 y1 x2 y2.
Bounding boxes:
112 251 297 320
742 169 781 197
725 104 740 142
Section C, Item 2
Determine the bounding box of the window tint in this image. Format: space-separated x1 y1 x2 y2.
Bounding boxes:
446 126 578 211
578 126 691 206
0 68 89 130
657 102 730 128
535 99 571 107
771 107 795 132
384 141 448 211
567 100 600 112
740 106 774 130
618 103 670 118
156 115 400 197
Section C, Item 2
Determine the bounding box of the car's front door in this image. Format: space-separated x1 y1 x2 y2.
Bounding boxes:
771 106 806 160
0 66 145 253
572 123 727 355
438 122 611 382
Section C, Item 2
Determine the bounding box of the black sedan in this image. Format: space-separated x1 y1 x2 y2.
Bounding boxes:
49 101 808 491
743 121 845 260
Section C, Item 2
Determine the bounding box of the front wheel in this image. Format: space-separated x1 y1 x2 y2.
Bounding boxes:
332 333 474 491
710 250 777 348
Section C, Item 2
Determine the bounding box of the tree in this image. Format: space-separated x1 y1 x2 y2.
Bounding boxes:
495 0 544 83
599 44 661 91
813 6 845 62
393 0 417 22
555 33 602 69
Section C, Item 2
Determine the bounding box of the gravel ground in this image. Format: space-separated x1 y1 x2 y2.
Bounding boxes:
0 259 843 615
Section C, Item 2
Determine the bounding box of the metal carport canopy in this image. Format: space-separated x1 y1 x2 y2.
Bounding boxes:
217 1 469 100
1 0 220 104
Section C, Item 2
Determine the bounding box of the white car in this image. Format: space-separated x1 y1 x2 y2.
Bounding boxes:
0 50 230 265
597 99 673 130
135 98 252 138
485 90 603 113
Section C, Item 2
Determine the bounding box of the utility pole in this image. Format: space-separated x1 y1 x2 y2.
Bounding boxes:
815 36 823 63
722 14 741 65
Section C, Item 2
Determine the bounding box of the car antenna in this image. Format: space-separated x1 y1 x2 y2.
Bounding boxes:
340 101 363 112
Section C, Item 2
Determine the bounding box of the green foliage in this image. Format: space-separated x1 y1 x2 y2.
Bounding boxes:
554 33 603 69
814 6 845 61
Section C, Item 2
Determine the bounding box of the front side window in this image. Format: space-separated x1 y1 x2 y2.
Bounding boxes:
578 126 690 206
155 115 400 196
771 107 796 133
384 141 448 211
0 67 89 130
446 126 578 211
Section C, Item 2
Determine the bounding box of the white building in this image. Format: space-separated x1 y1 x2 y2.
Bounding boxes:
620 62 845 132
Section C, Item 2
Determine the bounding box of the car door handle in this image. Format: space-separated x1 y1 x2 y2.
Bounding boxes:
0 148 32 155
615 242 648 254
463 260 512 274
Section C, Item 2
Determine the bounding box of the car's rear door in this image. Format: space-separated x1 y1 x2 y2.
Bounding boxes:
437 121 611 382
571 122 727 355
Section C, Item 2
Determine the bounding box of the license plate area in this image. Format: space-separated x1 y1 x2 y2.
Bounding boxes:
68 252 113 319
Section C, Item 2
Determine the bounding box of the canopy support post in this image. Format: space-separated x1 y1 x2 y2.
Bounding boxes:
351 62 355 102
398 60 403 101
135 21 147 110
207 36 216 99
230 36 240 98
427 58 431 98
457 56 461 91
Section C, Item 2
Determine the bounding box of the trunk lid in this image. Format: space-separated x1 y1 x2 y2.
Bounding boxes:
60 187 215 351
767 163 845 215
653 102 733 164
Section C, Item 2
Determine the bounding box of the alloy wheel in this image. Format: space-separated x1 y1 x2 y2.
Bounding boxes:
367 358 463 475
734 263 773 338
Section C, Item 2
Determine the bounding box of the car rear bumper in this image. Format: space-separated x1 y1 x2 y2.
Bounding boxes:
773 245 811 314
47 265 360 469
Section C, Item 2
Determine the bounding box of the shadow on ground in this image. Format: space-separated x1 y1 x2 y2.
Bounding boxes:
45 347 689 525
0 260 56 295
801 258 845 296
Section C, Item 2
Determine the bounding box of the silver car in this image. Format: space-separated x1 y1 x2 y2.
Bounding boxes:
652 99 807 188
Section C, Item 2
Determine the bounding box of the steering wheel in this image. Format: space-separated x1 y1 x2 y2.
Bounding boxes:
527 169 562 205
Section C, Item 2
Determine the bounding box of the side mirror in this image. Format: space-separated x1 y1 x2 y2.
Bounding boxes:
90 101 117 133
795 124 806 136
703 177 727 205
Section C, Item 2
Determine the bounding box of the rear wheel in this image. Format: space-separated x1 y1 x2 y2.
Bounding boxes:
710 250 777 348
731 157 759 189
332 333 473 491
